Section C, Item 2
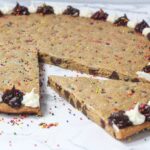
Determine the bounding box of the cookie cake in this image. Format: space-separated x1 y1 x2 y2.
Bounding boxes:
0 2 150 139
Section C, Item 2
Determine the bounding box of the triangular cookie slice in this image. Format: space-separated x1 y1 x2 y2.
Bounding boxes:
48 76 150 139
0 43 41 115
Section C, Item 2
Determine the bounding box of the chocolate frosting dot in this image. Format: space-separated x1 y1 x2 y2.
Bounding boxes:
2 86 24 108
108 111 132 129
135 20 149 33
12 3 30 16
36 4 54 15
114 14 129 26
109 71 119 80
142 65 150 73
0 10 3 17
63 6 79 17
91 9 108 21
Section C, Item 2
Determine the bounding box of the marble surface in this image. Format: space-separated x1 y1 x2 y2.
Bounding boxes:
0 1 150 150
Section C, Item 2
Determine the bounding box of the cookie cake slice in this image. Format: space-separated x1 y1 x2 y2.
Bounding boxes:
48 75 150 139
0 43 40 115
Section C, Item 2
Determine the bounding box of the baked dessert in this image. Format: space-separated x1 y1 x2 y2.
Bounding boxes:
0 3 149 83
48 75 150 139
0 40 40 115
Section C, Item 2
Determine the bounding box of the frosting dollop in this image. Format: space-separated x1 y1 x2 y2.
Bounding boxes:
36 4 54 15
91 9 108 21
2 86 24 108
136 71 150 81
142 27 150 36
53 6 65 15
114 14 129 26
127 20 138 29
135 20 149 33
22 88 39 108
63 6 79 17
12 3 30 16
108 110 132 129
28 4 38 13
80 8 94 18
125 103 145 125
142 64 150 73
106 14 119 23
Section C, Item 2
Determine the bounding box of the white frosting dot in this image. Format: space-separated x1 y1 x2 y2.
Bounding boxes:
53 6 65 15
22 88 39 108
1 5 14 14
80 8 94 18
136 71 150 81
142 27 150 36
106 14 119 23
125 103 145 125
127 21 138 29
28 4 38 13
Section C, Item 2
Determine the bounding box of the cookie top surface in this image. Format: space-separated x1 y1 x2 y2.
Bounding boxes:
0 41 39 93
49 76 150 121
0 14 149 79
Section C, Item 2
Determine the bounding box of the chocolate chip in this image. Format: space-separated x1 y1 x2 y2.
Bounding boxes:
50 57 62 65
101 88 106 94
36 4 54 15
114 14 129 26
70 98 75 107
64 90 70 99
131 89 135 94
135 20 149 33
82 105 87 116
89 68 99 76
63 6 79 17
2 86 24 108
38 56 44 63
131 78 140 82
142 65 150 73
91 9 108 21
108 111 132 129
128 31 134 34
109 71 119 80
76 101 81 109
100 119 105 128
12 3 30 15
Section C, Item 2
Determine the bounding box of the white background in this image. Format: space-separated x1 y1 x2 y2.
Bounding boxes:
0 1 150 150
